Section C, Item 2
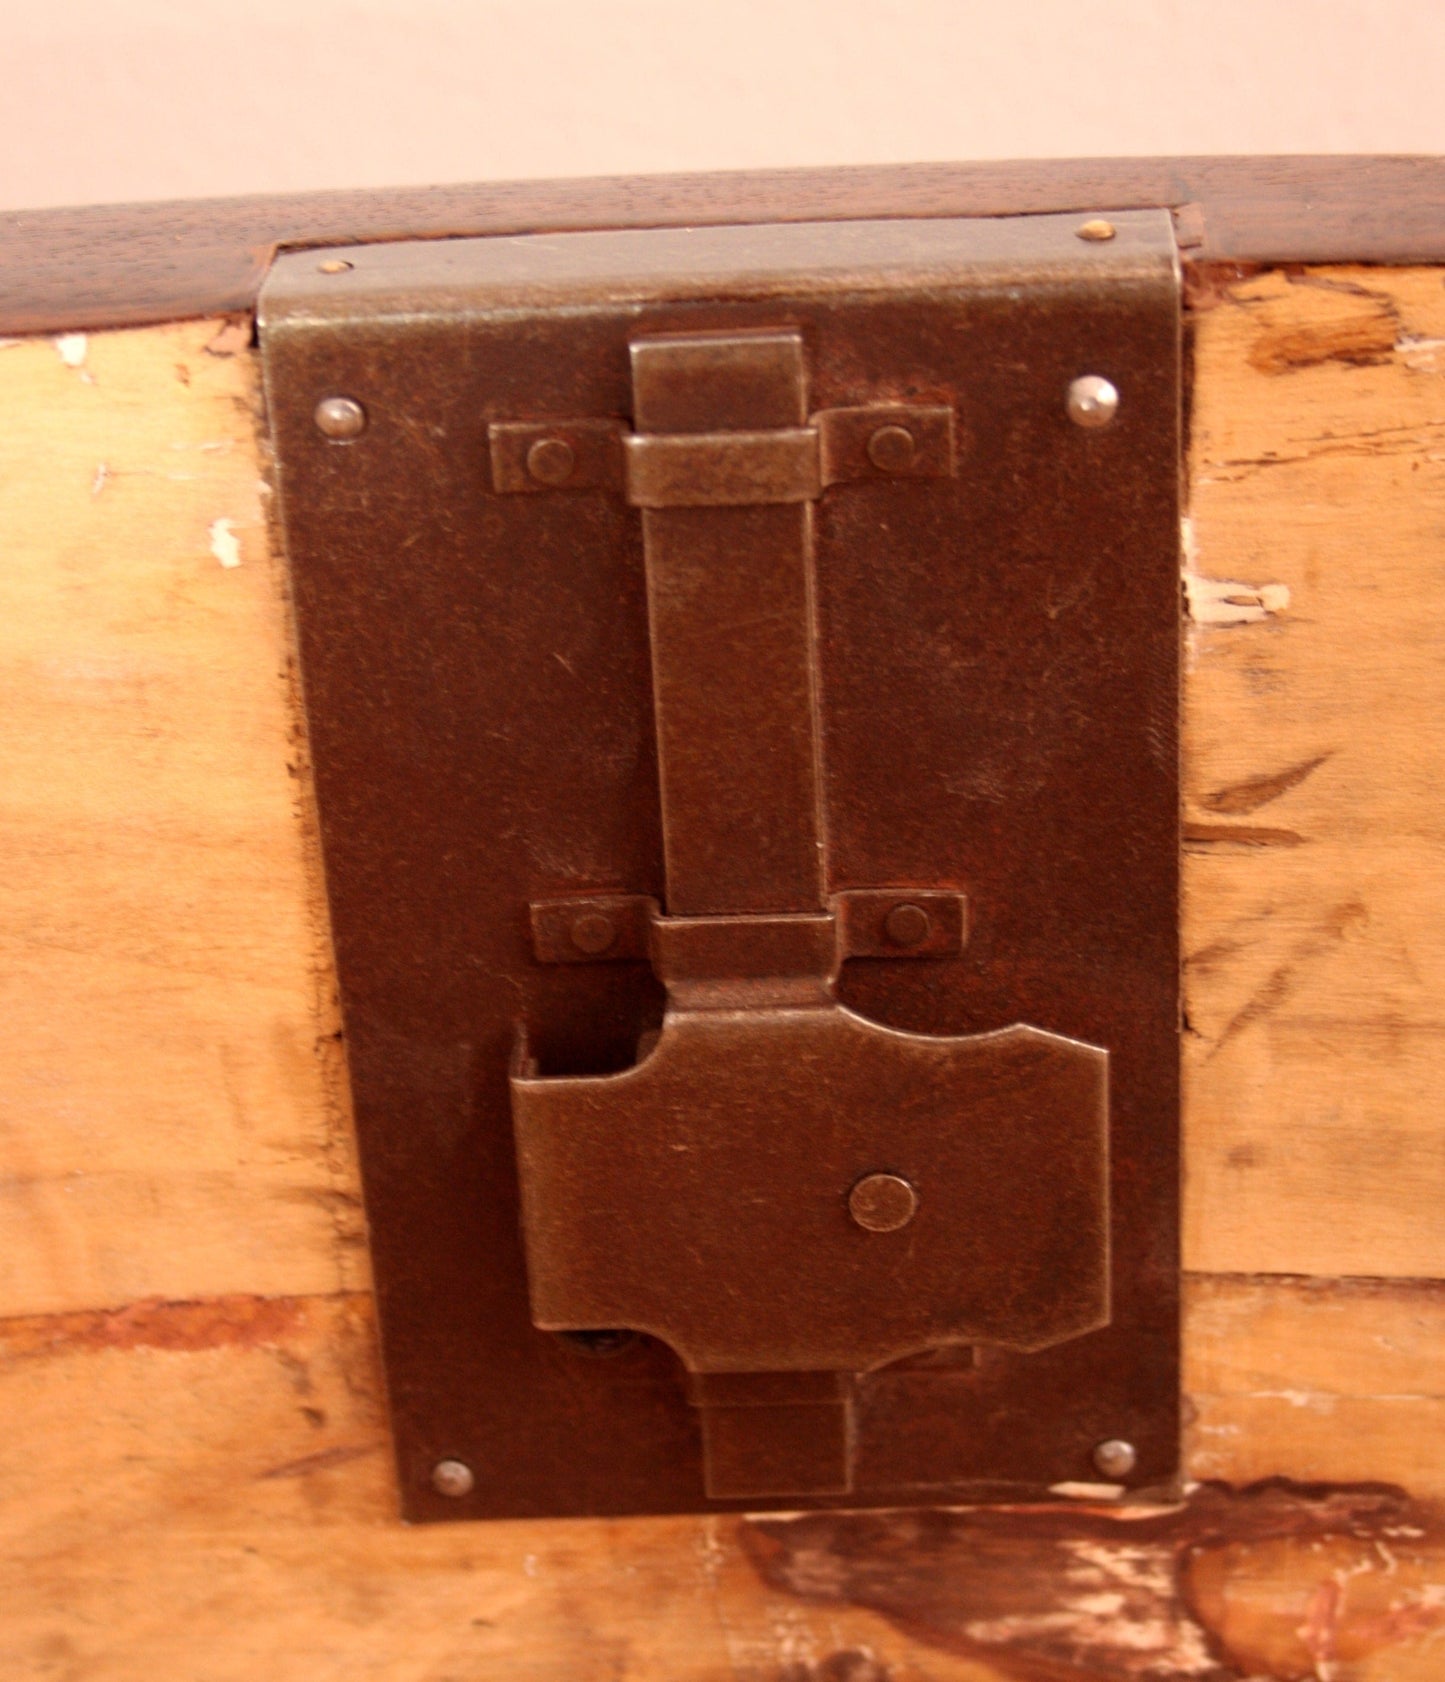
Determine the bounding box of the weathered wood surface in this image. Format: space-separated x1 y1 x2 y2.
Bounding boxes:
1 264 1443 1677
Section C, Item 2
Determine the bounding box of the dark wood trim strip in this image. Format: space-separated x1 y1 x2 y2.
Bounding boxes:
1 156 1441 336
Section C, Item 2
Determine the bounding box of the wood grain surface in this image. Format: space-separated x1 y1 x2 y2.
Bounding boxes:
1 155 1442 335
1 258 1444 1677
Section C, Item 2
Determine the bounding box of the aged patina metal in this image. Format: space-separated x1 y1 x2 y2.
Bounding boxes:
260 210 1181 1520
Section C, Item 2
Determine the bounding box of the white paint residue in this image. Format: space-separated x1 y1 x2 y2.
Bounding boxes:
91 463 109 498
522 1552 538 1578
1397 333 1445 369
54 333 88 368
1185 572 1291 627
209 517 243 569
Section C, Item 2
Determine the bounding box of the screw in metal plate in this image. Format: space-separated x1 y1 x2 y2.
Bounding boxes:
883 901 932 948
1092 1438 1138 1479
431 1458 476 1498
314 396 367 441
866 424 916 473
317 257 354 274
848 1172 919 1233
569 911 616 955
1066 375 1120 430
1076 218 1117 243
526 437 577 486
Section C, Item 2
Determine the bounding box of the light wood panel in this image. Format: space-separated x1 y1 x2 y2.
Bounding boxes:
1184 265 1445 1278
2 264 1444 1678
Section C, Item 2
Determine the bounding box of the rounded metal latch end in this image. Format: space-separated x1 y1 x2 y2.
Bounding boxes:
1066 375 1120 430
866 424 917 473
848 1172 918 1233
314 395 367 440
431 1458 476 1498
1075 218 1117 243
317 257 354 274
1092 1438 1138 1479
526 437 576 486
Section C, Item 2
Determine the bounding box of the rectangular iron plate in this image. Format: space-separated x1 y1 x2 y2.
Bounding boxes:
260 212 1181 1520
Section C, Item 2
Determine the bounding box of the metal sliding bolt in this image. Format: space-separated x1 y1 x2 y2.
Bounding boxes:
1092 1438 1138 1479
1066 376 1119 430
317 257 354 274
431 1458 476 1498
313 396 367 440
1076 218 1117 243
848 1173 919 1233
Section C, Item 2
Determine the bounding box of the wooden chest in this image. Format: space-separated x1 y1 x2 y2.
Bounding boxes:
2 157 1443 1680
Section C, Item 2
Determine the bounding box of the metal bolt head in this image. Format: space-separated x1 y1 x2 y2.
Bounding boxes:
883 901 931 948
848 1172 918 1233
570 911 616 955
866 424 917 473
1076 218 1117 243
1092 1438 1138 1479
314 396 367 440
317 257 353 274
1066 375 1120 430
526 437 576 485
431 1458 475 1498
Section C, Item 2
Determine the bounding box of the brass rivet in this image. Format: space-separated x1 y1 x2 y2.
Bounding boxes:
313 396 367 440
431 1458 475 1498
866 424 916 473
1066 375 1119 430
883 901 931 948
527 437 576 485
317 257 354 274
1076 219 1117 243
1092 1438 1138 1479
848 1173 918 1233
570 911 616 955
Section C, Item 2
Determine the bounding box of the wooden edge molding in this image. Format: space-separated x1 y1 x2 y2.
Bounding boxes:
0 155 1441 336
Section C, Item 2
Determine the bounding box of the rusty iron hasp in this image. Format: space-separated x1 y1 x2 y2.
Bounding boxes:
260 211 1182 1521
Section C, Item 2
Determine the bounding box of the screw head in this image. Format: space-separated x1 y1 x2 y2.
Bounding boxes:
1076 218 1117 243
1066 375 1120 430
431 1458 475 1498
526 437 576 485
570 911 616 955
848 1172 918 1233
866 424 917 473
314 396 367 440
1092 1438 1138 1479
317 257 354 274
883 901 931 948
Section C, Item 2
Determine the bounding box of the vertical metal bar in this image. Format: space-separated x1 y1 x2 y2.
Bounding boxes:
630 330 826 917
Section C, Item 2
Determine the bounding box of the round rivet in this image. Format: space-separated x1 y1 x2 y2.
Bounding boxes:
431 1458 475 1498
317 257 354 274
848 1172 918 1233
570 911 616 955
314 396 367 440
1092 1438 1138 1479
1066 375 1120 430
866 424 916 473
883 901 931 948
527 437 576 485
1076 218 1117 243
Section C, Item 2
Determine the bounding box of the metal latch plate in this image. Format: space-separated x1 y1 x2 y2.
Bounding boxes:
260 211 1181 1520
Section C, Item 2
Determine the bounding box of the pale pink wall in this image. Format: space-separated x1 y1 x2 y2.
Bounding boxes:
3 0 1442 210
